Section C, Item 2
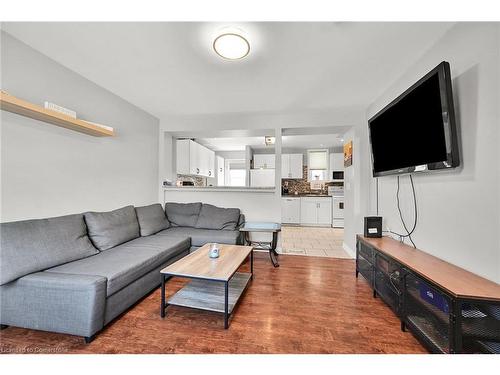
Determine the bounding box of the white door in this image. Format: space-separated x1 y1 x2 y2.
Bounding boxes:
289 154 303 178
281 154 290 178
282 198 300 223
216 156 224 186
332 197 345 228
300 198 318 224
317 199 333 225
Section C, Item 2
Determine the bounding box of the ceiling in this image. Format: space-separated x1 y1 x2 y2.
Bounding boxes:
196 136 271 151
195 132 343 152
2 22 455 119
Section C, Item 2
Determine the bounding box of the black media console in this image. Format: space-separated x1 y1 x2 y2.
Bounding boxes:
356 235 500 354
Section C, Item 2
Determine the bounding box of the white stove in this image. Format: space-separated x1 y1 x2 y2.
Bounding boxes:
328 186 344 228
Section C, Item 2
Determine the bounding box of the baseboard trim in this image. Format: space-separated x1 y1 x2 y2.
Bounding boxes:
342 243 356 259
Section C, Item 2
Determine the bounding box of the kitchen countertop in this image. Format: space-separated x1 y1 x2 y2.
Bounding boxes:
164 186 276 193
282 194 331 198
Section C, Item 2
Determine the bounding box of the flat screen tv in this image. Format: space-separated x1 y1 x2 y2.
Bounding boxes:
368 61 460 177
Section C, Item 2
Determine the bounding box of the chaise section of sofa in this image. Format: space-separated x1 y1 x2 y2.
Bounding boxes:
1 272 107 338
0 213 105 339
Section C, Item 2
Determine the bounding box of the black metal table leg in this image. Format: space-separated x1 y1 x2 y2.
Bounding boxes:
224 281 229 329
269 232 280 267
269 249 279 267
160 274 166 318
250 250 254 279
271 232 279 256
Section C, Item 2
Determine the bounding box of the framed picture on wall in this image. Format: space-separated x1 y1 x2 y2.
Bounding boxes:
344 140 353 167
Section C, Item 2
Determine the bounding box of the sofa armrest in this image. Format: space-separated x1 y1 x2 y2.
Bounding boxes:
0 271 107 337
237 214 246 229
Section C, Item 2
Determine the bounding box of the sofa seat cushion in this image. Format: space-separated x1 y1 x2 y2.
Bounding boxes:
84 206 140 251
165 202 201 227
46 236 190 296
135 203 170 236
0 214 98 285
195 204 240 231
156 227 241 247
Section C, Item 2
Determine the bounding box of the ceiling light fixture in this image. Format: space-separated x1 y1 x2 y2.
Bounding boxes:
213 33 250 60
265 136 275 146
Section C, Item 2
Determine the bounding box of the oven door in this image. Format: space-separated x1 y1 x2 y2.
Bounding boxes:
333 197 344 219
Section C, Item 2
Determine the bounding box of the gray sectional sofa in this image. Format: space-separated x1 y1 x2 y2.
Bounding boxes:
0 202 244 342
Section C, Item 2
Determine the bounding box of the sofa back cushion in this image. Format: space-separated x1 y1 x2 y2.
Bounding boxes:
0 214 98 285
135 203 170 236
165 202 202 227
84 206 140 251
195 204 241 231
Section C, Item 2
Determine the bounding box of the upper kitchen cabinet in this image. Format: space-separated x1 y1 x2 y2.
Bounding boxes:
176 139 215 177
253 154 275 169
281 153 303 179
330 153 344 171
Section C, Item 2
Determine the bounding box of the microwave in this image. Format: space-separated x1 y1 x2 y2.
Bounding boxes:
332 171 344 180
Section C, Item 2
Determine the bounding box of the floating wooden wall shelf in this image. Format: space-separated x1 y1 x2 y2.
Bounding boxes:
0 91 114 137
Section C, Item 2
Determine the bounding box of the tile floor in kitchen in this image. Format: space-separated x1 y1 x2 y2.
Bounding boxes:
280 226 351 258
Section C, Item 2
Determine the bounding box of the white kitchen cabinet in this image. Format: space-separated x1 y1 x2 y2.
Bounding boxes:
317 199 333 225
300 197 332 226
250 169 275 187
176 139 215 177
254 154 275 169
207 149 215 178
216 156 225 186
281 197 301 224
289 154 303 178
281 154 303 179
330 153 344 170
281 154 290 178
300 198 319 225
197 145 208 176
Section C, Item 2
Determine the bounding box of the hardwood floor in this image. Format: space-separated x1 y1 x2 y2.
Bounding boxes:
0 253 427 354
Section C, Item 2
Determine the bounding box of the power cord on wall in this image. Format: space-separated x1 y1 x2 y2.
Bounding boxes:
384 174 418 248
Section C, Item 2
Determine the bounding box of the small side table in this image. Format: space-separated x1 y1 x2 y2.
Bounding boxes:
239 222 281 267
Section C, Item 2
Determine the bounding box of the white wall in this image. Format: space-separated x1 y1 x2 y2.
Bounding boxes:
367 23 500 283
163 190 280 223
0 32 160 221
342 125 372 255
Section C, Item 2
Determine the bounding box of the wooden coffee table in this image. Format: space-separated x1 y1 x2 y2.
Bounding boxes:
160 244 253 329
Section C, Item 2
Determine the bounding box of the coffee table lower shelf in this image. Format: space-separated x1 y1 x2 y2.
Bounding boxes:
164 272 252 328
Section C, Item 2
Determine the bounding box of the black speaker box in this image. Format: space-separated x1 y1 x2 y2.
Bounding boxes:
364 216 382 238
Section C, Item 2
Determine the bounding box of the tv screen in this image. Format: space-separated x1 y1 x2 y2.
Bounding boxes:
368 61 459 177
